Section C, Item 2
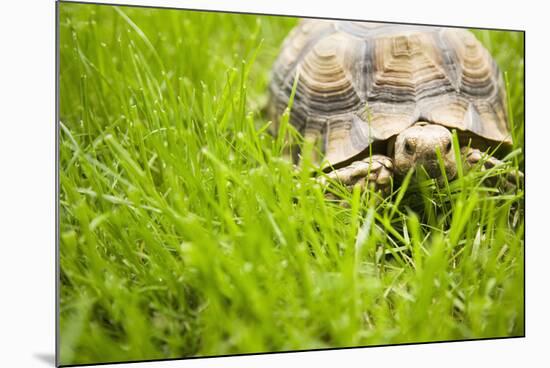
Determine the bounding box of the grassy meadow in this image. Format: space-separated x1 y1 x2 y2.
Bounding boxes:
58 3 524 366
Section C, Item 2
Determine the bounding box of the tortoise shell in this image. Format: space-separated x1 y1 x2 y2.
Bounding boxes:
268 20 511 167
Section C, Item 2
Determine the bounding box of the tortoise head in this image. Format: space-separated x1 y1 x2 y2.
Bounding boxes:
391 122 457 181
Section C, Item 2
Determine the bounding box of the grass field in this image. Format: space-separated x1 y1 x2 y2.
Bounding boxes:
58 3 524 366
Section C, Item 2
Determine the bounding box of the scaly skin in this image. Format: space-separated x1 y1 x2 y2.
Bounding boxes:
461 147 524 192
319 146 523 199
319 154 394 196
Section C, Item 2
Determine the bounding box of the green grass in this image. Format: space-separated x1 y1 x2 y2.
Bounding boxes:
58 3 524 366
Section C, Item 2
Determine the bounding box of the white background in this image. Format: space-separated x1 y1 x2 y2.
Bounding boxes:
1 0 548 367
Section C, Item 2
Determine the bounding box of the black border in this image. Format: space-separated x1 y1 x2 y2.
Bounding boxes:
524 29 526 341
60 336 522 368
55 1 61 367
58 0 525 32
55 1 527 367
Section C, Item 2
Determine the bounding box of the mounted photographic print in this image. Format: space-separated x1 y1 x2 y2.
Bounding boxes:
57 1 525 366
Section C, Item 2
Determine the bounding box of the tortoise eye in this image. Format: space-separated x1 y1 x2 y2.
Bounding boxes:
445 141 452 153
404 140 415 155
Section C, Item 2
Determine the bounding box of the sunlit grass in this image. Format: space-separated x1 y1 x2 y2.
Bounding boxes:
58 3 524 366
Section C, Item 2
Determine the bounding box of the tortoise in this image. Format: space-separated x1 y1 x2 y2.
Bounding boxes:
268 20 522 194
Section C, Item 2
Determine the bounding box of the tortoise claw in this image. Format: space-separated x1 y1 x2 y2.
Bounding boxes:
320 154 394 197
461 147 523 192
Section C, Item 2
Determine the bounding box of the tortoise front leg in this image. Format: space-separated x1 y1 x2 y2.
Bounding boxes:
319 154 394 197
461 147 524 191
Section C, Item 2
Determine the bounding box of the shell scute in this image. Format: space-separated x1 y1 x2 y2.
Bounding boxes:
268 21 511 166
